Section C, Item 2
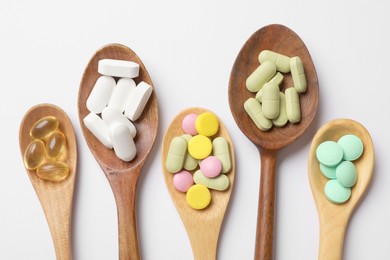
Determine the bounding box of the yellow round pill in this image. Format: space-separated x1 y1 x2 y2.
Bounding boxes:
195 112 219 137
188 135 212 159
186 184 211 210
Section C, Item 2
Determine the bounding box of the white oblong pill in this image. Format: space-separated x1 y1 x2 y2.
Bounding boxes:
124 81 153 121
86 76 115 114
83 112 112 149
108 78 136 112
101 107 137 138
98 59 140 78
109 123 136 161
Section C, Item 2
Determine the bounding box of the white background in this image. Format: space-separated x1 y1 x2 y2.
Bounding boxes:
0 0 389 259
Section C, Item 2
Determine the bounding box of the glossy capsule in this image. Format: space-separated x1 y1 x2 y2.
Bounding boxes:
30 116 59 139
46 131 66 159
36 161 70 182
24 139 46 170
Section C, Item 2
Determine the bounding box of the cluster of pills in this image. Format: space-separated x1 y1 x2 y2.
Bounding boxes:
83 59 153 161
244 50 307 131
23 116 69 182
165 112 232 210
316 134 364 204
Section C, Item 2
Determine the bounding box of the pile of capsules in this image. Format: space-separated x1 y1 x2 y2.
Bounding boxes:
165 112 232 210
316 134 364 204
23 116 69 182
244 50 307 131
83 59 153 162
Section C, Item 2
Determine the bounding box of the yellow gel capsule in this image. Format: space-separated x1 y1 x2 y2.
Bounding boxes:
24 139 46 170
195 112 219 137
46 131 66 159
186 184 211 210
188 135 212 160
36 161 70 182
30 116 59 139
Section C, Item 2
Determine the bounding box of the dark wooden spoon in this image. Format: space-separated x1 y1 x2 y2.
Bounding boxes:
228 24 319 260
78 43 158 260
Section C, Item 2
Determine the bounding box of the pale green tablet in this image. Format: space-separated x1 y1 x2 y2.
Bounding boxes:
338 134 363 161
324 179 351 204
316 141 343 167
319 163 337 179
336 161 357 188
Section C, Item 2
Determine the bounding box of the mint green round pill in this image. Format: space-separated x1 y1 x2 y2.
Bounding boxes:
316 141 343 167
319 163 337 179
338 134 363 161
336 161 357 187
324 179 351 204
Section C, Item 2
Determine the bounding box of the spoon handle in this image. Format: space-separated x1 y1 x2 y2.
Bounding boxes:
318 214 348 260
108 173 140 260
255 149 277 260
37 188 73 260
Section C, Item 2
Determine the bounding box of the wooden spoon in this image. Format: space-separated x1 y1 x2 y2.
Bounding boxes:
19 103 77 260
77 43 158 260
228 24 319 260
161 107 235 260
308 118 374 260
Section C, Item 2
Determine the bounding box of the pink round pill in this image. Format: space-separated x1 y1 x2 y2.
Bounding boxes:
200 156 222 178
182 114 198 135
173 170 194 192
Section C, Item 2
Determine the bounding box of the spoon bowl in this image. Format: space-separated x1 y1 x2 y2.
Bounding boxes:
308 118 374 260
78 43 158 260
19 103 77 260
161 107 235 260
228 24 319 259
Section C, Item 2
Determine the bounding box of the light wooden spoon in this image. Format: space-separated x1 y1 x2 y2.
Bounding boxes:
19 103 77 260
78 43 158 260
308 118 374 260
161 107 235 260
228 24 319 260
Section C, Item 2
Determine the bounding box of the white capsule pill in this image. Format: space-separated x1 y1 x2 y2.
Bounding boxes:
262 82 280 119
258 50 291 73
108 78 136 113
98 59 140 78
83 112 112 149
290 56 307 93
124 81 153 121
285 87 301 123
101 107 137 138
86 76 116 114
109 123 136 162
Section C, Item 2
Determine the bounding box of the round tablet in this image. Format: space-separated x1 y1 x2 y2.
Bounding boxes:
336 161 357 188
338 134 363 161
182 114 198 135
188 135 212 160
319 163 337 179
186 184 211 209
173 170 194 192
316 141 344 167
195 112 219 137
200 156 222 178
324 179 351 204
